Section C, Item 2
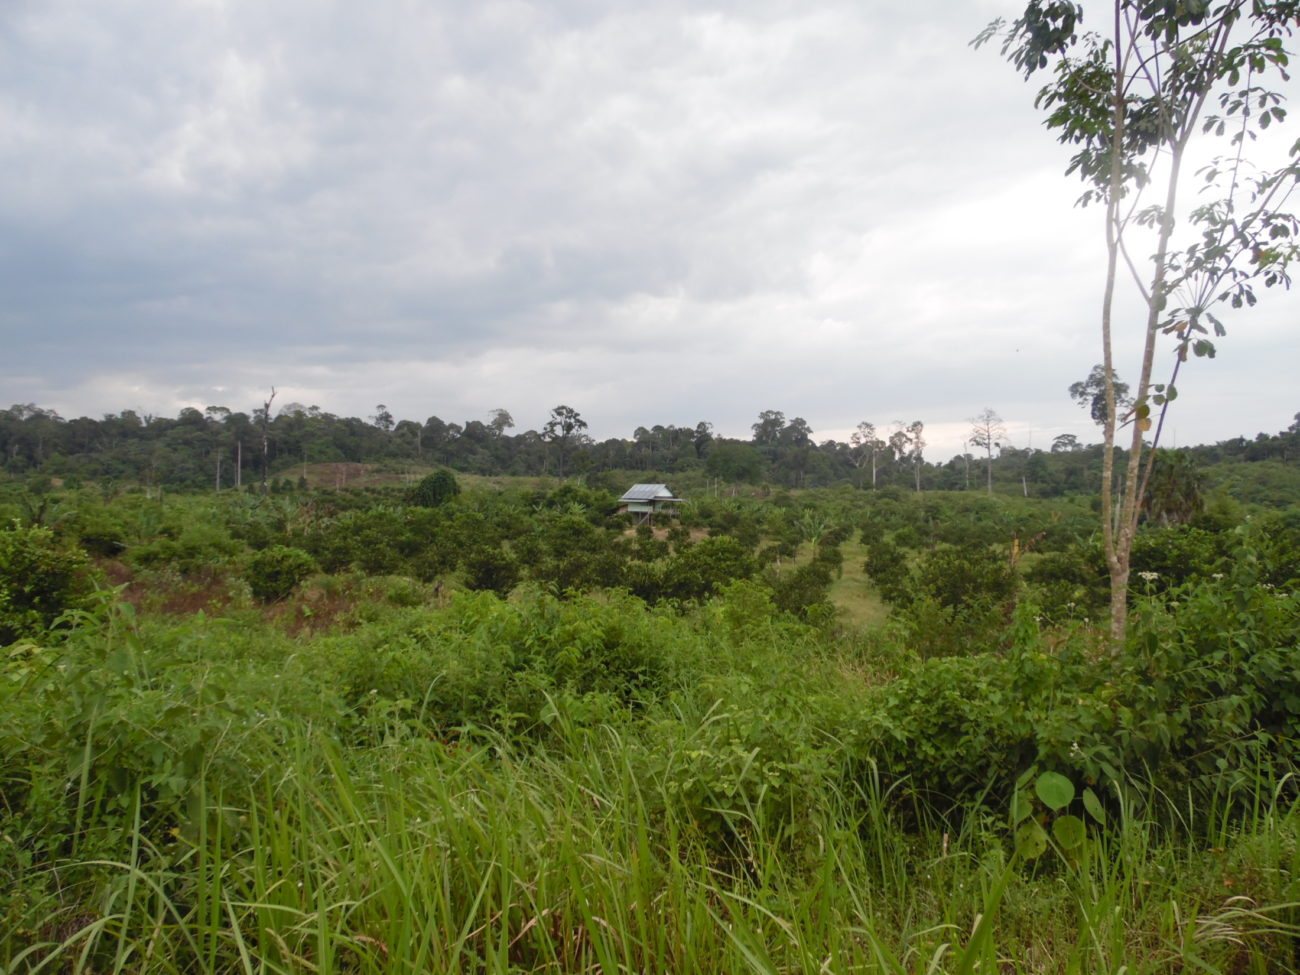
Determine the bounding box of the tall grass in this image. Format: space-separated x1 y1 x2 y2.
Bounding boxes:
9 712 1299 974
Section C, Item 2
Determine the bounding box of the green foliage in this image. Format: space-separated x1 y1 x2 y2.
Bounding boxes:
891 544 1019 656
67 502 130 557
1141 448 1205 526
409 468 461 507
520 512 624 593
1130 525 1226 587
1025 522 1239 620
297 504 461 578
660 536 758 603
705 441 766 483
912 544 1017 613
461 545 521 596
858 649 1049 804
331 589 705 737
0 608 335 922
1009 768 1104 862
855 543 1300 816
0 522 99 644
699 498 765 549
1068 364 1132 428
536 482 616 518
639 682 835 854
127 522 242 575
244 545 318 601
1023 540 1109 623
767 560 835 620
868 533 1017 639
862 539 911 605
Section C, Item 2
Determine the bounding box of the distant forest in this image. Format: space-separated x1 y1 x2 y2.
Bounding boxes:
2 401 1298 503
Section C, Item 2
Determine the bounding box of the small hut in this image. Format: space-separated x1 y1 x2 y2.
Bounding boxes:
616 483 684 525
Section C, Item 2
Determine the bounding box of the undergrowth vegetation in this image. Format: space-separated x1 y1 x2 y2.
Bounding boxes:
2 476 1299 972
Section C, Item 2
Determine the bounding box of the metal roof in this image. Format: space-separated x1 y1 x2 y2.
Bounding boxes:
617 483 682 503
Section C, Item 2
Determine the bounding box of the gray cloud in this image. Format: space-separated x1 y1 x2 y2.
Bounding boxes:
2 0 1296 457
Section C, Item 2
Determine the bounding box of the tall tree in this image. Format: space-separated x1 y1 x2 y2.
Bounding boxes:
887 424 911 485
542 405 588 477
968 408 1007 494
780 417 814 447
849 421 886 488
891 420 926 492
488 408 515 438
705 441 765 484
370 404 395 433
1069 364 1133 426
980 1 1300 643
255 388 276 495
907 420 926 492
692 421 714 459
751 410 786 446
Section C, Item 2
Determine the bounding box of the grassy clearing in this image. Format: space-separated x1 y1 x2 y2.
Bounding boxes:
826 536 891 629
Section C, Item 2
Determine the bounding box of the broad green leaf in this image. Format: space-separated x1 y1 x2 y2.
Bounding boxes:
1015 821 1048 860
1082 787 1107 825
1053 814 1086 849
1035 771 1075 810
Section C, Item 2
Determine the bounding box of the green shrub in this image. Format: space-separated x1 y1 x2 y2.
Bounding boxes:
128 522 242 575
640 693 835 854
462 546 521 595
409 469 461 508
244 545 317 601
333 589 703 736
524 513 625 593
68 503 130 558
660 536 758 603
1023 540 1108 621
767 560 834 619
0 612 328 887
893 545 1018 657
912 544 1017 612
1129 525 1226 588
0 523 99 644
863 539 912 604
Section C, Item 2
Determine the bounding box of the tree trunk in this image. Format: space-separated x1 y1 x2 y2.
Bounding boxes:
260 388 276 496
1099 1 1127 648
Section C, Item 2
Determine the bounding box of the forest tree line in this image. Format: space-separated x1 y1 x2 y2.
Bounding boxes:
1 399 1298 500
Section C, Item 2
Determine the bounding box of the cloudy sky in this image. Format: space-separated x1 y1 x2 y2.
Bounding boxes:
2 0 1297 458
